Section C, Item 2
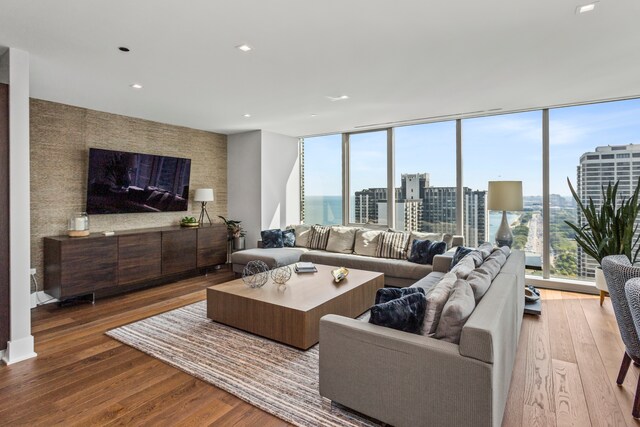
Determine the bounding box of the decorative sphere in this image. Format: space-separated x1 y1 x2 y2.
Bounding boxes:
271 265 292 285
242 260 269 288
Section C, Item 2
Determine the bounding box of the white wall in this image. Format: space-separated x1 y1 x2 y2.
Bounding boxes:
227 130 300 248
261 131 300 229
2 48 36 365
227 130 262 249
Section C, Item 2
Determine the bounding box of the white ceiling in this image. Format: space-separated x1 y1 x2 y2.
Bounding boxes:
0 0 639 137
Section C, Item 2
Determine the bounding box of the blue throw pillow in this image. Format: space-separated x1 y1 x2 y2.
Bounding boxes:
282 229 295 247
375 287 425 305
369 292 427 334
261 229 284 248
408 239 447 265
450 246 473 270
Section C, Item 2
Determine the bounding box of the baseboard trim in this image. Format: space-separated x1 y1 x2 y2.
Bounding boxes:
2 336 37 365
30 291 58 308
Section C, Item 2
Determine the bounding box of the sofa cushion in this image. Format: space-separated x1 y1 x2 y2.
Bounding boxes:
353 229 383 257
422 272 457 335
308 225 331 250
435 279 476 344
369 292 427 334
300 251 432 280
288 224 311 247
282 229 296 247
443 233 454 250
326 226 357 254
411 272 445 294
376 231 409 259
231 247 308 269
450 246 473 269
261 229 284 248
451 255 475 279
407 231 443 258
375 287 426 305
478 242 494 259
466 251 507 303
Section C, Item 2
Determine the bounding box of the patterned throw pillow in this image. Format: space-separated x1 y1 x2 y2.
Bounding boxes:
374 287 425 305
282 229 295 247
407 239 447 264
369 292 427 334
375 231 410 259
308 225 331 250
261 229 283 248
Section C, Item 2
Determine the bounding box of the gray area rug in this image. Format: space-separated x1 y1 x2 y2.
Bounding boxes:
106 301 379 427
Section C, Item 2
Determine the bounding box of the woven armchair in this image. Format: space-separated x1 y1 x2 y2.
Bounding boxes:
601 255 640 418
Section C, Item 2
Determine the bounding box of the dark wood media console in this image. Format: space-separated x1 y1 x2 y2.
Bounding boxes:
44 224 227 301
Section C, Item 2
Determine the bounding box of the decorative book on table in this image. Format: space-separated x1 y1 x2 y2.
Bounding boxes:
295 262 317 273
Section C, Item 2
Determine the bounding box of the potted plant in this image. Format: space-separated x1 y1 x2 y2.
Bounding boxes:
218 216 246 250
565 177 640 300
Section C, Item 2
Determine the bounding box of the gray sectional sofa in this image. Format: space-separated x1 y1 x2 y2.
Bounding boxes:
319 249 525 427
230 225 463 287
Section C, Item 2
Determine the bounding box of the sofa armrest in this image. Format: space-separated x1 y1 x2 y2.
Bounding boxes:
433 253 453 273
453 235 465 247
320 315 493 427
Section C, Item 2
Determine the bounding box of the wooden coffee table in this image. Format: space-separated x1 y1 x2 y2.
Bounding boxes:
206 264 384 349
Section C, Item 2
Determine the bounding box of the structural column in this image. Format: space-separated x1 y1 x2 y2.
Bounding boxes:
2 47 36 364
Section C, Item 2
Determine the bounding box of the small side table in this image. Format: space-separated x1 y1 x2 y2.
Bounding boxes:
525 261 542 316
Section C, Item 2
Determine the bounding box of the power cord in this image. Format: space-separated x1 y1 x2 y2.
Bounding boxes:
31 273 55 306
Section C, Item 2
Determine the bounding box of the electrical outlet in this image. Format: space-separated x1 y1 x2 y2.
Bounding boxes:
30 268 36 275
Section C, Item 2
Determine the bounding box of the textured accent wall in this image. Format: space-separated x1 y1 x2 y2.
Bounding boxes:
30 99 227 292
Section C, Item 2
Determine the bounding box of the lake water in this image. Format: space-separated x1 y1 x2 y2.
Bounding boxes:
303 195 520 238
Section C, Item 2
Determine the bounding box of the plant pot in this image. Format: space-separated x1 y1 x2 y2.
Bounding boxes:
233 236 245 251
595 265 608 292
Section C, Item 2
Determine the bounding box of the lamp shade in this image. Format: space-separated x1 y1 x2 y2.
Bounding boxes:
487 181 523 211
194 188 214 202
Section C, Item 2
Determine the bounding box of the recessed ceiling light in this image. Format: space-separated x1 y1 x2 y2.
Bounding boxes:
326 95 349 102
243 114 251 118
130 83 143 89
236 44 252 52
311 114 317 117
576 2 597 13
118 47 130 52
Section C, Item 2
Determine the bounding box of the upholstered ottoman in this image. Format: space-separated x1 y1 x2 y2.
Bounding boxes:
231 247 309 274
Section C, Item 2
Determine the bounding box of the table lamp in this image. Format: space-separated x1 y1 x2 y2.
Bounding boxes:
487 181 523 248
194 188 214 225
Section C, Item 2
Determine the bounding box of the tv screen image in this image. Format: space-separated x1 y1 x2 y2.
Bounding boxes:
86 148 192 214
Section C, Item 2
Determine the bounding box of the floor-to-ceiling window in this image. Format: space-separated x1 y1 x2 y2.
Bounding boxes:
348 130 389 225
301 134 343 225
395 122 456 233
463 111 543 270
549 98 640 282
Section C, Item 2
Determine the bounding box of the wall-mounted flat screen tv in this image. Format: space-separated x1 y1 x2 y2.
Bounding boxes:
86 148 191 214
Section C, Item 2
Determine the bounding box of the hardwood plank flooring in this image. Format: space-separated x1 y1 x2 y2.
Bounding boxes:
1 269 639 426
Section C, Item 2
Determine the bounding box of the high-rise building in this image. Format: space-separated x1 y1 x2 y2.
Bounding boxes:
423 187 487 247
576 144 640 278
400 173 429 200
354 187 388 224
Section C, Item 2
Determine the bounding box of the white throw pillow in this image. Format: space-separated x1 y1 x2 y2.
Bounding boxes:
326 226 358 254
353 229 383 257
422 272 457 335
288 224 312 247
435 279 476 344
451 256 475 280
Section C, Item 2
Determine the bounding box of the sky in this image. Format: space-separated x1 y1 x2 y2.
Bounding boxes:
303 98 640 197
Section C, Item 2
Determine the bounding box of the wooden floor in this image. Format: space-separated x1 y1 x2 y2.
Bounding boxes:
0 269 638 426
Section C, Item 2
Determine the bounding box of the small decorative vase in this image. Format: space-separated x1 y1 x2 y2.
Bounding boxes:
234 236 245 251
68 212 90 237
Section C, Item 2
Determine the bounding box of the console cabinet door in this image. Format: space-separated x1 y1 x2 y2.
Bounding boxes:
197 225 227 267
162 229 197 275
60 238 118 298
118 233 162 285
